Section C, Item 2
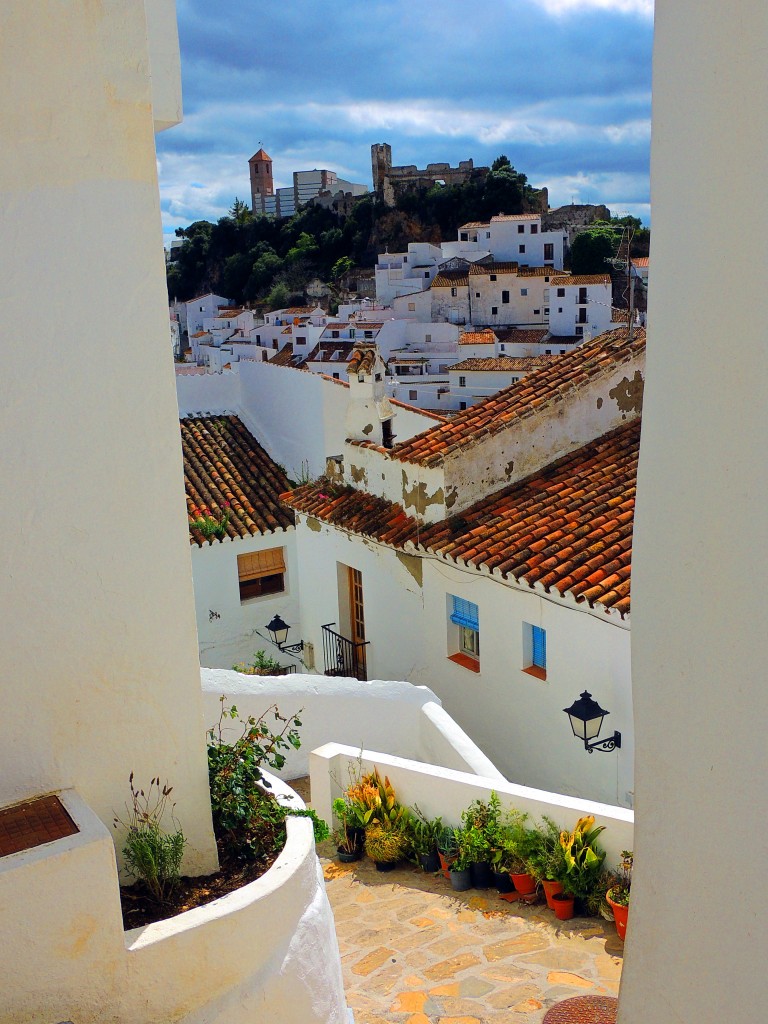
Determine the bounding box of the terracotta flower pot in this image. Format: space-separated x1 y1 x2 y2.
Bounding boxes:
606 889 629 940
438 850 456 879
510 871 537 895
552 892 575 920
542 878 564 909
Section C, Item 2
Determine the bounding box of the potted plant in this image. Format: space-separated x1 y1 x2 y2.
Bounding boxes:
504 813 537 895
555 815 607 920
437 824 458 878
605 850 632 940
332 797 365 862
448 827 472 891
407 807 443 873
460 794 500 889
526 816 566 909
365 820 408 871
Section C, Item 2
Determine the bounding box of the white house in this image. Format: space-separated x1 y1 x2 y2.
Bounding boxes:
374 241 444 305
547 274 614 339
448 354 555 408
457 213 566 267
281 326 644 808
184 291 233 334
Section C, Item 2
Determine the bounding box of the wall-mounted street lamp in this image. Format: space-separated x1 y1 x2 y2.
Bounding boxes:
265 614 305 656
563 691 622 754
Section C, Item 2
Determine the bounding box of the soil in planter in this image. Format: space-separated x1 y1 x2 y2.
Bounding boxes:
120 837 282 929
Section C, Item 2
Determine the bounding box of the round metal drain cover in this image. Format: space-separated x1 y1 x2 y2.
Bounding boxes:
542 994 619 1024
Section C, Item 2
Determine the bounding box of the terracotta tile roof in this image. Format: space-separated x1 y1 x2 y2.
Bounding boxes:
391 400 446 422
449 355 554 372
270 344 295 366
348 344 377 375
468 262 519 276
181 415 294 546
306 341 356 363
390 355 427 364
551 275 610 286
459 329 497 346
459 221 490 230
431 271 469 288
249 148 271 161
491 213 541 221
612 308 632 323
390 326 645 467
496 328 550 345
415 419 638 616
518 265 563 278
284 419 639 616
216 308 243 317
632 257 649 268
281 326 293 335
283 484 420 548
284 306 316 314
322 323 355 331
352 322 384 330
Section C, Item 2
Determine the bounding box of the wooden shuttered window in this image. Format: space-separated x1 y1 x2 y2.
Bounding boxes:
237 548 286 601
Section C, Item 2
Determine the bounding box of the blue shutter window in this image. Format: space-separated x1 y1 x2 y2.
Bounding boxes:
532 625 547 669
450 597 479 630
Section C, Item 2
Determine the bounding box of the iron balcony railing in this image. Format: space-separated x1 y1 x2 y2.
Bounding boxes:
321 622 369 681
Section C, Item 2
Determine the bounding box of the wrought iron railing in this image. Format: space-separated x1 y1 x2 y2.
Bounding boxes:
321 623 369 681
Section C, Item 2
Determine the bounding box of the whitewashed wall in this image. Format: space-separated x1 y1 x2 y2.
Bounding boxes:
0 0 217 874
0 783 347 1024
177 367 241 415
549 283 613 337
620 3 768 1022
191 529 300 670
311 745 634 867
291 520 634 807
200 670 504 781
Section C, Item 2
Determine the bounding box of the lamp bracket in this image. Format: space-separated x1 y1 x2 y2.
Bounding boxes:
585 731 621 754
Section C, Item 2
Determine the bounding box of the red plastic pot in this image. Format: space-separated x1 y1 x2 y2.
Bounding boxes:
438 850 456 879
510 871 537 895
606 889 629 940
542 879 564 910
552 892 575 920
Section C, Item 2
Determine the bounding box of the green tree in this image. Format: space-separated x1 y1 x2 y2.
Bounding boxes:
570 226 618 275
229 197 252 226
331 255 354 280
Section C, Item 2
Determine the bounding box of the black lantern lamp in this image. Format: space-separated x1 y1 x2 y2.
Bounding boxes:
563 690 621 753
265 614 304 655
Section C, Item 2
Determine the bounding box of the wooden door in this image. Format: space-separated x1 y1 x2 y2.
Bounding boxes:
347 566 367 679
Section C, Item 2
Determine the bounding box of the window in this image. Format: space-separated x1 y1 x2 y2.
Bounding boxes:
451 287 458 297
557 288 566 298
519 244 526 254
475 291 480 298
425 333 432 342
531 224 538 234
502 290 510 303
349 328 356 338
449 596 480 670
485 231 491 239
331 330 339 338
544 307 550 316
364 331 373 339
521 288 528 296
544 243 554 260
491 306 498 315
558 307 563 313
575 326 584 336
545 349 552 354
534 309 540 315
459 376 466 387
332 371 340 378
500 344 505 351
459 400 467 410
518 225 525 234
424 272 430 279
523 622 547 679
238 548 285 602
460 232 468 241
490 274 497 282
382 418 395 448
408 302 416 311
560 349 566 354
409 389 417 400
511 375 519 382
296 336 306 345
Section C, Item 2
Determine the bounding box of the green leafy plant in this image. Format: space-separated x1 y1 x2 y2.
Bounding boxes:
558 815 607 900
450 826 473 871
460 792 503 864
407 807 444 859
608 850 633 907
525 816 567 882
207 698 326 863
232 649 287 675
364 819 408 864
437 824 458 857
114 774 186 904
191 500 231 540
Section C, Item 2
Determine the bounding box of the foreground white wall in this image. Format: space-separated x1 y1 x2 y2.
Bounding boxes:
0 0 216 872
0 781 346 1024
622 3 768 1023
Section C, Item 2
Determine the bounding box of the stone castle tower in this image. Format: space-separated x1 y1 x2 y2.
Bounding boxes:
371 143 392 194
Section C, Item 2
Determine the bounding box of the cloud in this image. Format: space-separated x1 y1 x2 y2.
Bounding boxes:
530 0 653 15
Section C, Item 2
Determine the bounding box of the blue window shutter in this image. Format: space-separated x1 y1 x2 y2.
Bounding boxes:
450 597 479 630
532 626 546 668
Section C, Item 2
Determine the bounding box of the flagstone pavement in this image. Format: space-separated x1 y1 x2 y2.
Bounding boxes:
315 843 624 1024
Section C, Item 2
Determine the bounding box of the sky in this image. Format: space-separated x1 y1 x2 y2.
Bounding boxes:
157 0 654 244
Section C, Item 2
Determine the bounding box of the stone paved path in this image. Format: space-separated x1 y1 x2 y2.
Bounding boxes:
317 843 624 1024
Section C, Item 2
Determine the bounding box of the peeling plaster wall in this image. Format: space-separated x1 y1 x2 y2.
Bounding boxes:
343 442 446 520
443 350 645 515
